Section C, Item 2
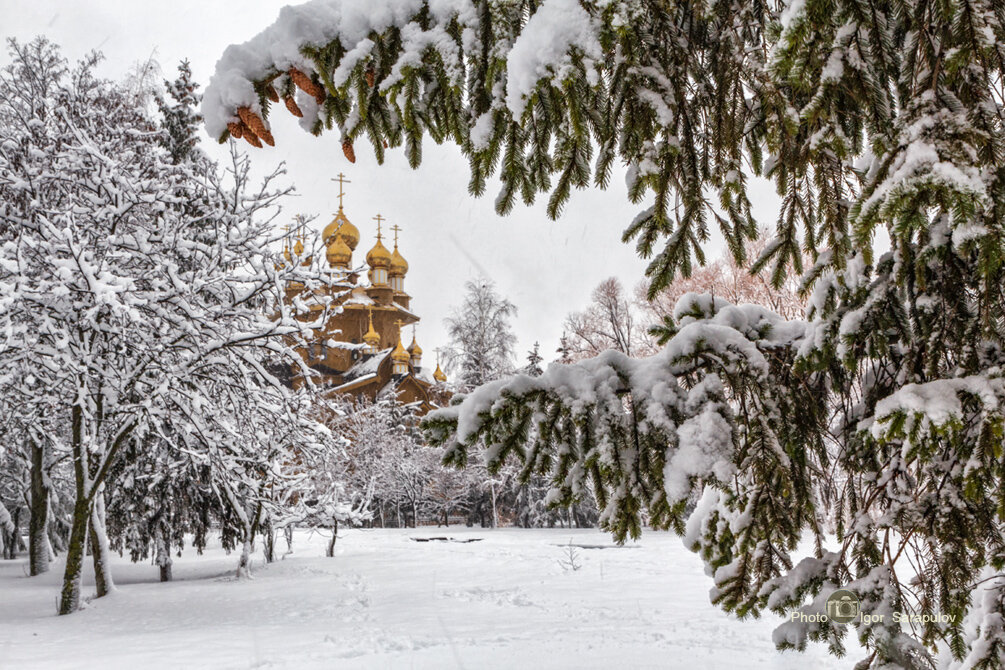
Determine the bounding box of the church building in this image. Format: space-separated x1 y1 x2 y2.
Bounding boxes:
282 175 448 414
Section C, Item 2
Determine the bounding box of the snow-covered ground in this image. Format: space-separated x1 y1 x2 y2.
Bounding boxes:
0 528 858 669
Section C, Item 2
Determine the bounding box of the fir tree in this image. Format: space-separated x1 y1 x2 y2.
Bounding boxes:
157 60 203 165
523 342 544 377
208 3 1005 666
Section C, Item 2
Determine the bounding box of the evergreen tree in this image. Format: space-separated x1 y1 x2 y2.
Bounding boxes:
523 342 544 377
157 60 203 165
208 3 1005 666
555 333 573 365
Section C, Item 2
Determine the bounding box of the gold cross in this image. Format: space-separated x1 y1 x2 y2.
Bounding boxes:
332 173 351 210
390 223 402 248
373 213 385 240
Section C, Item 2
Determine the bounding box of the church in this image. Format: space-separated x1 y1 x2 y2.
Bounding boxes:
282 175 448 414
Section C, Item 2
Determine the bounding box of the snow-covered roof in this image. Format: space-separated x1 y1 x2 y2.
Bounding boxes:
414 366 434 385
332 372 377 392
391 302 417 319
341 348 391 383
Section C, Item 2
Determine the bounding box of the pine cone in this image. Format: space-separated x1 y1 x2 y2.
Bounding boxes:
342 138 356 163
242 125 263 148
227 121 243 139
265 84 279 103
313 87 327 106
365 69 375 88
284 95 304 118
289 67 320 98
237 107 274 147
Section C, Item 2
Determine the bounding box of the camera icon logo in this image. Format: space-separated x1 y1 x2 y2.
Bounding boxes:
826 589 860 624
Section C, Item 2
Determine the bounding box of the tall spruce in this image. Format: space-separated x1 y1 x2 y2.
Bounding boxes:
207 2 1005 666
157 60 202 165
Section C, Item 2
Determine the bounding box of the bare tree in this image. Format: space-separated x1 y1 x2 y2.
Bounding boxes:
443 280 518 391
563 277 654 361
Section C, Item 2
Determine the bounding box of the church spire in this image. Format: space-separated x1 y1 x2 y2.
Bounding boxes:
366 213 391 286
323 172 359 269
391 318 410 375
407 325 422 367
433 348 447 383
363 308 381 354
389 222 408 293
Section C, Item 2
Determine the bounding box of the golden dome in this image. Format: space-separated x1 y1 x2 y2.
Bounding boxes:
366 237 391 268
407 332 422 356
433 363 447 383
363 310 381 349
326 234 352 267
391 336 410 364
390 246 408 276
322 208 360 250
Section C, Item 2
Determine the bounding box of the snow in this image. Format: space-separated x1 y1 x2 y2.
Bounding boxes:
779 0 807 30
0 528 856 668
504 0 601 118
859 97 988 221
202 0 426 137
872 375 1003 437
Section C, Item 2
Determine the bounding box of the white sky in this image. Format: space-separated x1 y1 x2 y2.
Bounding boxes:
1 0 780 367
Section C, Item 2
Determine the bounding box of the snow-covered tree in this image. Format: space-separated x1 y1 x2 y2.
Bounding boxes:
157 60 203 165
208 2 1005 665
0 38 346 613
522 342 544 377
443 279 517 391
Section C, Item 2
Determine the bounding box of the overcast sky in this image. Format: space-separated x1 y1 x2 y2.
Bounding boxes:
2 0 781 369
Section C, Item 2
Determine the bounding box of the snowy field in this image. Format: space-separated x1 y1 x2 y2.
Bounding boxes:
0 528 859 669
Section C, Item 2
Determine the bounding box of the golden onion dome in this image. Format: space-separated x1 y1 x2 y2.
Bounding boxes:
390 246 408 276
326 234 352 268
433 363 447 383
363 311 381 349
366 237 391 268
407 333 422 356
322 209 360 251
391 336 410 363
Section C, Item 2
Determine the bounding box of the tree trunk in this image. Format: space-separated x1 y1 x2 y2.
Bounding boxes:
60 404 90 615
88 491 114 598
236 537 252 579
490 483 498 529
326 518 338 558
29 438 51 575
58 495 91 615
155 527 172 582
3 507 19 559
411 502 418 528
284 526 294 553
263 527 276 564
